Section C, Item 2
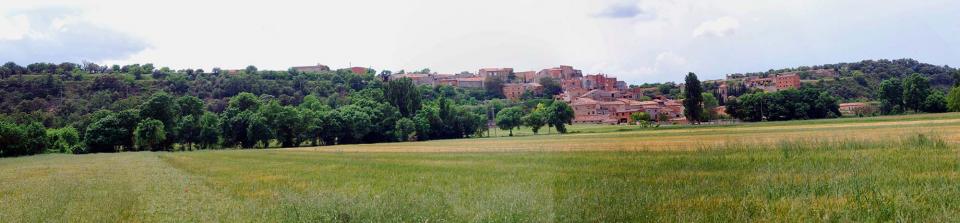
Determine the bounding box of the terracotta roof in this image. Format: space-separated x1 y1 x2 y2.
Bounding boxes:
571 98 598 106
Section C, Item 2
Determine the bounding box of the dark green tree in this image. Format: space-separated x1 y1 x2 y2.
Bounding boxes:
546 101 575 133
385 77 422 117
902 73 930 112
539 77 562 96
84 114 127 153
683 72 704 124
177 96 205 117
197 112 221 149
922 90 948 113
878 78 904 114
484 77 505 99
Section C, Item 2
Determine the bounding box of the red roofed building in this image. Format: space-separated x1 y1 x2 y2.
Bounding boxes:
350 67 369 75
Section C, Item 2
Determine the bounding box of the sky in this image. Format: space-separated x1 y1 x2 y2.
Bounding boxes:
1 0 959 84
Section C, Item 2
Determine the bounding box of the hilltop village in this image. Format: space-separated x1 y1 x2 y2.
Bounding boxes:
299 64 820 125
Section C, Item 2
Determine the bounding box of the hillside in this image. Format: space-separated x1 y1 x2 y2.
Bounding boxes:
724 59 959 101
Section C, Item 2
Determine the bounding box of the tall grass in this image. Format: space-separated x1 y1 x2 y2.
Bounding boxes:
1 130 958 221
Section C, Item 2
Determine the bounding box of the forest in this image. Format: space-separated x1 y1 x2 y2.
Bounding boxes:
0 62 574 157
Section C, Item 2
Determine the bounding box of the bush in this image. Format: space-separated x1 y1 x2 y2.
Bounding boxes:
47 127 82 154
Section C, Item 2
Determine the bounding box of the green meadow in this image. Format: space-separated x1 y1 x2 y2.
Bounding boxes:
2 113 960 222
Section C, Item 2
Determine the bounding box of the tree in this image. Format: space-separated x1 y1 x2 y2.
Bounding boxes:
47 127 81 154
177 96 205 117
522 104 547 135
386 77 422 117
948 86 960 112
902 73 930 112
495 107 524 136
175 115 200 150
545 101 575 134
879 78 904 114
539 77 562 96
953 70 960 87
0 121 24 157
484 77 505 99
229 92 261 111
701 92 719 122
84 114 127 153
630 112 651 127
922 90 948 113
197 112 221 149
246 113 271 148
140 92 177 131
394 118 416 141
140 92 177 148
134 119 166 151
245 65 258 74
683 73 704 125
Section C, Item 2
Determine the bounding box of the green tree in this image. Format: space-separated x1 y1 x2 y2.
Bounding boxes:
175 115 200 150
539 77 562 96
630 112 651 127
902 73 930 112
177 96 205 117
245 65 258 74
683 72 704 124
922 90 948 113
84 113 128 153
522 104 548 135
495 107 524 136
229 92 261 111
0 121 24 157
134 119 166 151
386 77 422 117
197 112 221 149
140 92 177 141
246 113 272 148
701 92 719 121
484 77 505 99
545 101 575 133
394 118 416 141
948 86 960 112
878 78 904 114
47 127 81 154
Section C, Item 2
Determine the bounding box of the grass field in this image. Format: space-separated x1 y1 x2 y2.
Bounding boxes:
2 113 960 222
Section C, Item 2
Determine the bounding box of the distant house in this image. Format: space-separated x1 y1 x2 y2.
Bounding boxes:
478 68 513 80
390 73 436 86
515 71 538 83
538 65 583 80
569 94 685 125
441 77 486 89
503 83 544 101
291 64 330 73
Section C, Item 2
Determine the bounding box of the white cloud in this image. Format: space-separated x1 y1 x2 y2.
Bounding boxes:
692 16 740 38
1 0 959 84
0 7 148 63
0 15 30 40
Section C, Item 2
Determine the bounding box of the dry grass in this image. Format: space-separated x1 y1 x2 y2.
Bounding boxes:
291 113 960 153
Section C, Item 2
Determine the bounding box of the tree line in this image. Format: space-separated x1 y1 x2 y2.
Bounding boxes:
0 60 580 157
